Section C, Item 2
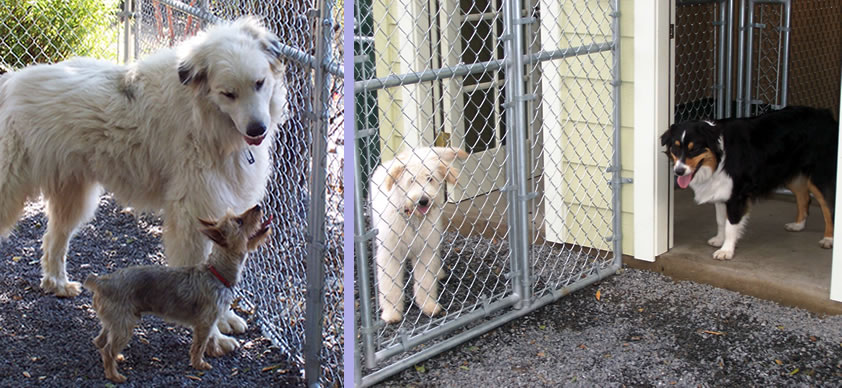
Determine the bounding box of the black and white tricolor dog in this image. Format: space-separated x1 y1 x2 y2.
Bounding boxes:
661 106 839 260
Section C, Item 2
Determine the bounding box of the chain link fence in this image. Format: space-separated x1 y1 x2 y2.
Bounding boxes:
675 0 841 122
0 0 343 385
354 0 622 385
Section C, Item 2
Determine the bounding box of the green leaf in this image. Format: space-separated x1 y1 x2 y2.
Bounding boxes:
414 365 426 373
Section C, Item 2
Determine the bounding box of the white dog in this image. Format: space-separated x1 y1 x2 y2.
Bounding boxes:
370 147 467 323
0 17 287 353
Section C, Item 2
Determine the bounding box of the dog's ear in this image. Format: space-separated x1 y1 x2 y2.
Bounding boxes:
660 125 675 147
430 147 468 162
201 227 228 248
384 164 405 191
438 163 460 185
198 218 216 227
233 16 284 72
177 58 207 87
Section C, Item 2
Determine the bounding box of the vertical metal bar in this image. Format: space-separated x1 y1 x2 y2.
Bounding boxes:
725 0 734 118
134 0 141 62
735 0 747 117
610 0 622 265
353 139 378 370
304 0 334 385
743 0 755 117
778 0 791 108
716 0 726 119
502 0 531 307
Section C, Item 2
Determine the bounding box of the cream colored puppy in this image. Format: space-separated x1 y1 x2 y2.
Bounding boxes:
370 147 467 323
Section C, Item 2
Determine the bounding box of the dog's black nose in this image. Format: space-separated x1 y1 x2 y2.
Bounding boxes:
675 166 686 176
253 204 261 211
247 122 267 137
418 197 430 207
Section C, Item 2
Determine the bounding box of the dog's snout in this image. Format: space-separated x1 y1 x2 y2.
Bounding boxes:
246 122 267 138
252 204 261 212
418 197 430 207
674 166 686 176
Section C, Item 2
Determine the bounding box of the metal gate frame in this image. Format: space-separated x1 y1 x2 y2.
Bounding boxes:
353 0 623 384
736 0 791 117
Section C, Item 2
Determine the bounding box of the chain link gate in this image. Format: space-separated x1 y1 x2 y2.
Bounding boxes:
354 0 622 384
0 1 344 385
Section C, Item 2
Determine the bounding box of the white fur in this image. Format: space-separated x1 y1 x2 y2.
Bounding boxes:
713 215 748 260
689 142 733 204
707 202 726 247
784 220 806 232
370 147 465 323
0 17 287 347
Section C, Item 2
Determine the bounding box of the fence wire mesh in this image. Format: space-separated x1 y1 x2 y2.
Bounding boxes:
674 0 722 123
787 0 842 118
1 0 343 385
354 0 621 385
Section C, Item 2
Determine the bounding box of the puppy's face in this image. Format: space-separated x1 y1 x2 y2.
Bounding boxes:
384 148 467 218
178 17 287 147
660 121 721 189
199 205 272 255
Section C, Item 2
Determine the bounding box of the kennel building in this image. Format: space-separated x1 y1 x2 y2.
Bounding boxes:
355 0 842 385
0 0 343 385
635 0 842 313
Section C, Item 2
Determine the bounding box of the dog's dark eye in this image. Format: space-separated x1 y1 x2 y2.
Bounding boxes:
255 79 265 91
426 176 434 183
235 218 243 226
221 91 237 100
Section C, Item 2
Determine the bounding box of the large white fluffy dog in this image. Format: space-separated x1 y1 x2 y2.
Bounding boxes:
370 147 467 323
0 17 287 353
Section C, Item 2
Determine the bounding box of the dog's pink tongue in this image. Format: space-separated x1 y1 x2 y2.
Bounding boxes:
677 174 692 189
418 206 430 215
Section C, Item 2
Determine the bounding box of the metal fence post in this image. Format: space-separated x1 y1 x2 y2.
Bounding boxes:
304 0 334 385
502 0 531 307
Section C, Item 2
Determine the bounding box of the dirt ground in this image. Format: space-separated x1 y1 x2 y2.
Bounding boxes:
376 267 842 386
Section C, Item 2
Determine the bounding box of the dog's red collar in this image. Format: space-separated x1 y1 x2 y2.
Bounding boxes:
208 265 232 288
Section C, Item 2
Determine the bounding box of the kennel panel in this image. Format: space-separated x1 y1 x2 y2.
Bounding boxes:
354 0 622 385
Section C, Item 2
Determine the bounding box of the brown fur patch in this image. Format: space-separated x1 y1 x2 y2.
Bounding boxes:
674 140 680 146
684 149 716 171
687 142 694 150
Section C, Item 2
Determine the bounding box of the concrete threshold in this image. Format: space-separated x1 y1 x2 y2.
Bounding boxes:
626 188 842 316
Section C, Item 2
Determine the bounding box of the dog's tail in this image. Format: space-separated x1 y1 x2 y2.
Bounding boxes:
82 274 100 292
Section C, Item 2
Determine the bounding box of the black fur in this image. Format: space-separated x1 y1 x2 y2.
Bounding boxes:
661 106 838 224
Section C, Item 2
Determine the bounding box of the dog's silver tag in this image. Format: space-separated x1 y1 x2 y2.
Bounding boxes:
246 150 255 165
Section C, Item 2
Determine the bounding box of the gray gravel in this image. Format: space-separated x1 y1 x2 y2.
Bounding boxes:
0 195 302 387
378 267 842 386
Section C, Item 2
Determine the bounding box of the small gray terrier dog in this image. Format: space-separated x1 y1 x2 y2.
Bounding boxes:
84 205 272 383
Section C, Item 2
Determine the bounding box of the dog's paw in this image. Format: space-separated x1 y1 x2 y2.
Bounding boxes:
712 249 734 260
207 333 239 356
191 359 212 370
420 303 443 317
40 276 82 298
105 371 127 383
785 221 806 232
380 309 402 324
116 354 125 363
217 311 247 334
707 235 725 247
819 237 833 249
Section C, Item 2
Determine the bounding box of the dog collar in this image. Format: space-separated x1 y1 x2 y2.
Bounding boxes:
208 265 232 288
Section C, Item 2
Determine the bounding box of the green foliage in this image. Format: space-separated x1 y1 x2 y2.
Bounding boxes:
0 0 121 68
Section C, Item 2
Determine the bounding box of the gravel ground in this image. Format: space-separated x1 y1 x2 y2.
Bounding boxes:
377 267 842 386
0 195 302 386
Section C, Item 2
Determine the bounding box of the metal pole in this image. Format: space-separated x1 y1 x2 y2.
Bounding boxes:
778 0 791 108
353 138 378 369
725 0 734 118
502 0 531 308
743 0 755 117
610 0 622 266
716 0 726 119
304 0 334 385
735 0 747 117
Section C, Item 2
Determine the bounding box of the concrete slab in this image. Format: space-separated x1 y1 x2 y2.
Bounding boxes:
626 188 842 315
